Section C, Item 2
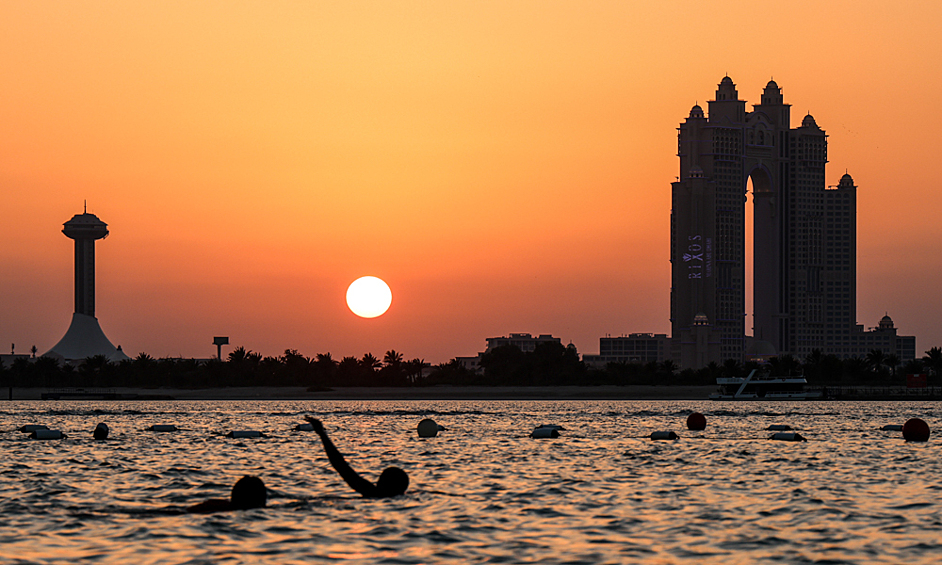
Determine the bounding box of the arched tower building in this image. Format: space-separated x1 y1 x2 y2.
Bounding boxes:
671 76 854 367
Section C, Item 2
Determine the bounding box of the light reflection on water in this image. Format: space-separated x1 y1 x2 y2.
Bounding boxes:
1 400 942 564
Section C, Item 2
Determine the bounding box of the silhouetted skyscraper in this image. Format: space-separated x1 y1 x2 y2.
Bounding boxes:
671 77 861 367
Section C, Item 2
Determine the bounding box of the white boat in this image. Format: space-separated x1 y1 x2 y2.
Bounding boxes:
709 369 824 400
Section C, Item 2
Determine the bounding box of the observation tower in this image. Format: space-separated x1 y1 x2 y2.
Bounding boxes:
44 208 129 362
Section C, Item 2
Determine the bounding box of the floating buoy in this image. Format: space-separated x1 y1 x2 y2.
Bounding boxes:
881 424 904 432
30 429 66 440
531 427 560 439
767 424 792 431
770 432 806 442
686 413 707 430
19 425 48 433
650 431 679 441
295 423 314 432
93 423 109 440
148 424 178 432
417 418 439 438
227 430 263 438
537 424 565 431
903 418 931 442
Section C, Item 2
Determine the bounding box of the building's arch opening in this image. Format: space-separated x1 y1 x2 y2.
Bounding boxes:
747 166 776 346
745 177 754 337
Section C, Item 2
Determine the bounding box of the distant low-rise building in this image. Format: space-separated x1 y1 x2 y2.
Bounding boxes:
583 333 671 368
485 333 561 354
827 314 916 362
455 356 483 374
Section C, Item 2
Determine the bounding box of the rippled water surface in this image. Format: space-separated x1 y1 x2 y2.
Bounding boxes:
2 400 942 564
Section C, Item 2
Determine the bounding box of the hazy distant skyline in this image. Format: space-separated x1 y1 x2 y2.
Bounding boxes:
3 1 942 363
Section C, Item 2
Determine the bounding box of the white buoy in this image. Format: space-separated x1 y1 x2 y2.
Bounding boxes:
531 427 559 438
19 425 48 433
295 423 314 431
417 418 439 438
148 424 178 432
227 430 263 438
30 429 66 440
881 424 903 431
650 431 679 440
767 424 792 431
770 432 806 442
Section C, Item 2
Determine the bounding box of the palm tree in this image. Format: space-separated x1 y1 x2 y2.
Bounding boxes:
408 358 430 383
360 353 381 372
769 354 800 376
227 346 249 364
722 358 742 378
923 347 942 374
866 349 886 373
383 350 404 369
923 347 942 387
884 354 900 377
314 352 338 381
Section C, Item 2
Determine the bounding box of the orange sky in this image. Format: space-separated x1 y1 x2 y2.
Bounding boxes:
3 1 942 363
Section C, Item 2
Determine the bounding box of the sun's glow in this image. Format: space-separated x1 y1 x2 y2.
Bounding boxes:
346 276 392 318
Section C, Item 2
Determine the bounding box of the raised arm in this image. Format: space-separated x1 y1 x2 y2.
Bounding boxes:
305 416 378 497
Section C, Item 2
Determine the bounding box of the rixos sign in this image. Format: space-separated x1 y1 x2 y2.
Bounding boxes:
683 235 713 279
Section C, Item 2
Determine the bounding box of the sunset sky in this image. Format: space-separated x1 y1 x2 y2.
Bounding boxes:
3 1 941 363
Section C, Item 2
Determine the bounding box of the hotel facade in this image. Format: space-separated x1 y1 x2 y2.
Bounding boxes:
670 77 913 368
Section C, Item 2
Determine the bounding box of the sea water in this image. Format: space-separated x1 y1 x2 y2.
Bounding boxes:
1 400 941 564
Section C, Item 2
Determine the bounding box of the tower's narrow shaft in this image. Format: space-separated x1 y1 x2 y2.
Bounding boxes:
62 213 109 318
74 237 96 316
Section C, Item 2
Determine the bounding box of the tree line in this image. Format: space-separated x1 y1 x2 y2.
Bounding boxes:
2 343 941 389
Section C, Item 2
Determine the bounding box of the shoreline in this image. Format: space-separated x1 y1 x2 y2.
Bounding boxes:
7 385 718 401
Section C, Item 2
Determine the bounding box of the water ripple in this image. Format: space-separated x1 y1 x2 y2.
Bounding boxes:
2 399 942 563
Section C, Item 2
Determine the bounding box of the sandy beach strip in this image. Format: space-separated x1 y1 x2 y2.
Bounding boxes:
9 385 717 401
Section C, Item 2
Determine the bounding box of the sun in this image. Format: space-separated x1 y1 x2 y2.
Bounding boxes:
346 276 392 318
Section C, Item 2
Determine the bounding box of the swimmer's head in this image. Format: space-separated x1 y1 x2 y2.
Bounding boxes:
230 475 267 510
376 467 409 497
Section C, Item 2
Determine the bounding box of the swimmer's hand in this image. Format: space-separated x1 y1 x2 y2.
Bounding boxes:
304 416 325 434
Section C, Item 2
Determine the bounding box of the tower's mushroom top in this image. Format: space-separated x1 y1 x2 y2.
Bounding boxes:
801 113 819 128
689 104 704 119
63 213 109 240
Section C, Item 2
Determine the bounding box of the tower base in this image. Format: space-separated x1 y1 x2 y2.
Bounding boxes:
43 313 130 363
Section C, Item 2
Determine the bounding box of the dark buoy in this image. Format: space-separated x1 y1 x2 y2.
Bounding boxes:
93 423 109 440
767 424 792 431
417 418 439 438
770 432 806 442
227 430 263 438
881 424 903 432
903 418 931 442
650 431 679 441
686 413 707 431
531 427 560 438
30 429 67 440
19 424 48 433
148 424 177 432
295 423 314 431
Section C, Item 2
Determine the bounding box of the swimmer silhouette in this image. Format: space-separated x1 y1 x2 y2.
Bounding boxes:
305 416 409 498
187 475 267 513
